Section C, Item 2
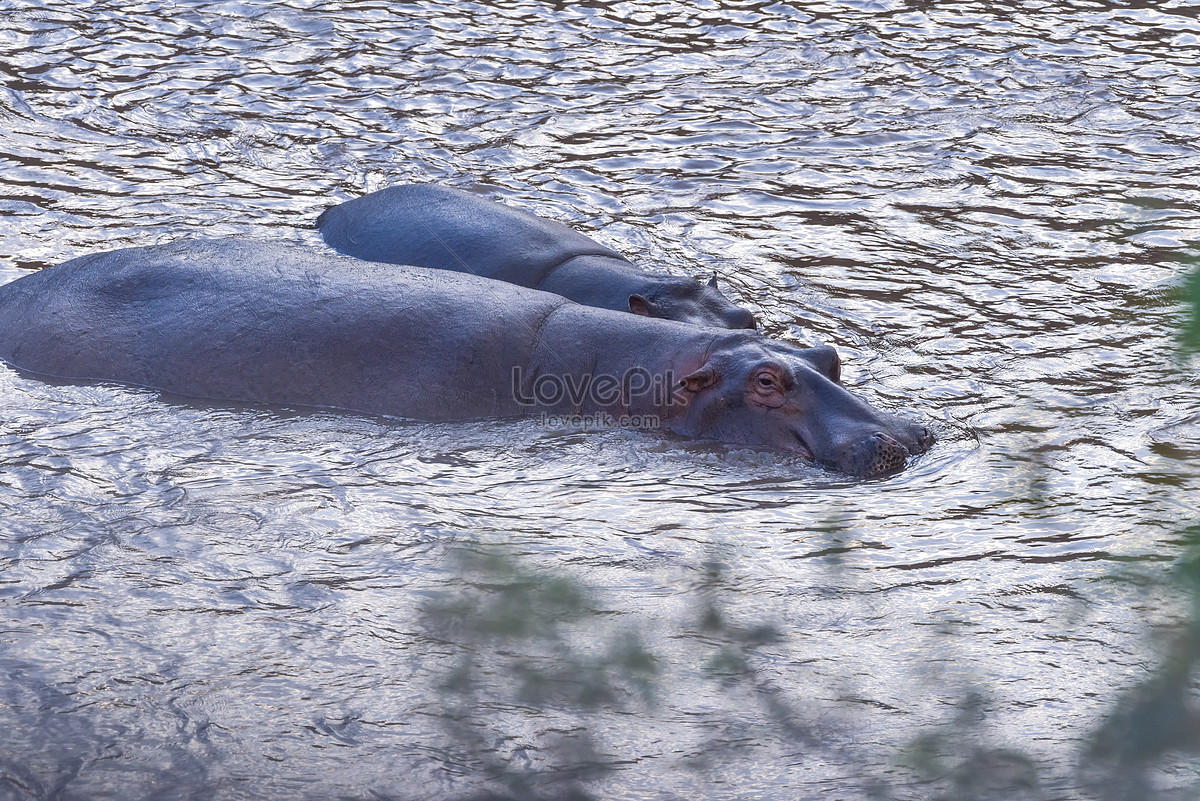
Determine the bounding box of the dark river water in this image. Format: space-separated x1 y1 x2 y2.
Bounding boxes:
2 1 1199 799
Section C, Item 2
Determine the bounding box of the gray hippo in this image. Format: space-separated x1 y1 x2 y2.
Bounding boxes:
0 239 932 477
316 184 758 330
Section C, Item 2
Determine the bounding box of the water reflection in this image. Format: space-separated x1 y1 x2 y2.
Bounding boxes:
2 0 1200 798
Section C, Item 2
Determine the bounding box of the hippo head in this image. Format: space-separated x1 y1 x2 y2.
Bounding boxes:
629 274 757 330
671 336 934 477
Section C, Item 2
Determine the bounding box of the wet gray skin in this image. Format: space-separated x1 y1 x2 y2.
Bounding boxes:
0 239 930 477
318 184 758 330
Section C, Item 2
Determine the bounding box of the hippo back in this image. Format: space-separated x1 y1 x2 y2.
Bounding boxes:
317 184 627 287
0 238 569 421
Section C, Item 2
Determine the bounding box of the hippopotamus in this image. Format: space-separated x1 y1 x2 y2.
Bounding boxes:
316 183 758 330
0 239 932 477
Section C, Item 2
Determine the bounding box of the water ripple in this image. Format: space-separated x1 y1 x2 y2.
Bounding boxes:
2 0 1199 797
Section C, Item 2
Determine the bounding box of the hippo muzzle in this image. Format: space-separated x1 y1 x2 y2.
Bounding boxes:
837 426 935 478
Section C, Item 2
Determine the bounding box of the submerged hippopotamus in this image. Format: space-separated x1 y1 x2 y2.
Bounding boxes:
316 183 758 330
0 239 932 476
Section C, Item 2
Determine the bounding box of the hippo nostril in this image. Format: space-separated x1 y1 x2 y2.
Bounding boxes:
918 426 935 451
848 432 910 477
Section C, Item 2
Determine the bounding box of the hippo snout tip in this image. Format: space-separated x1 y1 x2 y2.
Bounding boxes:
847 433 909 477
844 425 934 478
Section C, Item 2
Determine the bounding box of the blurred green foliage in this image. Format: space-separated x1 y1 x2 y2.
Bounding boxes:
419 548 841 801
421 522 1200 800
420 546 658 801
899 691 1042 801
1079 522 1200 801
1182 263 1200 351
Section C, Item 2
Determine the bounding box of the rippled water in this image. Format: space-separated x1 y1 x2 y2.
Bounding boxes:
2 1 1199 799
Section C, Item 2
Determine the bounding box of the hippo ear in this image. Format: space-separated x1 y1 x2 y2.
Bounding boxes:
679 366 718 393
805 345 842 384
707 273 719 289
628 294 652 316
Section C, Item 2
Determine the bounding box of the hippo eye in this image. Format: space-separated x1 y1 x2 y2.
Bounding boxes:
754 371 786 394
748 369 787 408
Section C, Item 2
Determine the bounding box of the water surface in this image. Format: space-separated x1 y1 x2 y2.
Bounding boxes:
2 1 1199 799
